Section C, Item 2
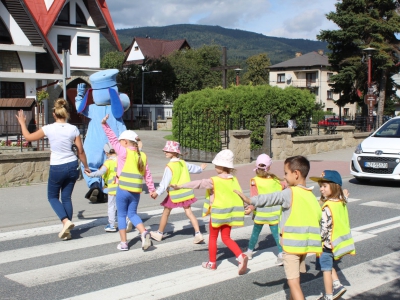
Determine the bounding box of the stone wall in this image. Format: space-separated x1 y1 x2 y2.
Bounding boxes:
229 130 252 164
157 117 173 130
271 126 369 160
0 151 50 187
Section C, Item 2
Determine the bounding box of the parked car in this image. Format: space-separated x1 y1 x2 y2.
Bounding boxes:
318 118 346 126
350 116 400 182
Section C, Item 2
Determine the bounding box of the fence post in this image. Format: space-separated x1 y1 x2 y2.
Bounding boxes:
263 114 272 158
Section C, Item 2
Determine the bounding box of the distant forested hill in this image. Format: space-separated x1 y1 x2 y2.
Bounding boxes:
101 24 327 65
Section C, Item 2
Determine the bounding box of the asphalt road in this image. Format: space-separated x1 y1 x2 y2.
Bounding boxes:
0 131 399 299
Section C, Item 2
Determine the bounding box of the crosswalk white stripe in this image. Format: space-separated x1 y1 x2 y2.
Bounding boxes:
351 215 400 231
367 222 400 235
0 207 200 242
361 200 400 210
256 250 400 300
0 217 207 265
62 231 375 300
3 228 374 289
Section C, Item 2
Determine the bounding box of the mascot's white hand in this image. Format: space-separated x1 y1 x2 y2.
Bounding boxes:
101 114 109 124
77 83 86 97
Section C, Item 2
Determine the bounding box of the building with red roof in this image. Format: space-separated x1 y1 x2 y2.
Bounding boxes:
0 0 121 126
123 37 190 66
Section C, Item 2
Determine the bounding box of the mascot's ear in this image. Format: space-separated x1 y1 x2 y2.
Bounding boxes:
109 88 124 118
77 89 92 113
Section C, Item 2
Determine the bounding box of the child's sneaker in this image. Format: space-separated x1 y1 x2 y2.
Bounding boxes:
245 249 253 260
126 218 133 233
104 224 117 232
316 293 328 300
141 231 152 250
193 233 204 244
333 285 347 300
201 261 217 270
237 253 248 275
150 231 163 242
275 252 284 266
117 241 128 251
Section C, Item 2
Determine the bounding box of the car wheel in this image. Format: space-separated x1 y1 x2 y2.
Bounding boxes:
355 177 370 184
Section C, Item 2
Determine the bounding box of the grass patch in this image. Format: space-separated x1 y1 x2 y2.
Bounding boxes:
163 134 177 141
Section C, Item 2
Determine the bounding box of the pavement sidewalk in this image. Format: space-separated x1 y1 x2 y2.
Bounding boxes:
0 130 355 232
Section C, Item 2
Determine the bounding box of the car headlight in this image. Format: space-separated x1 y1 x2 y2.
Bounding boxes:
354 143 363 154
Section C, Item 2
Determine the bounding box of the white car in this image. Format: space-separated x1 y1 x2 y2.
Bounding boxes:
350 116 400 182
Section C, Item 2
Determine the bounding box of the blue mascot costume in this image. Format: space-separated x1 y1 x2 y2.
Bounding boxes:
75 69 129 202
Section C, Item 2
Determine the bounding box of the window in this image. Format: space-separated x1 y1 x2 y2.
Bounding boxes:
277 73 285 83
76 4 87 26
77 37 89 55
344 108 349 116
57 35 71 53
0 82 25 98
327 90 333 100
56 3 70 25
327 108 333 112
327 72 333 82
0 18 13 44
134 46 139 51
306 72 317 84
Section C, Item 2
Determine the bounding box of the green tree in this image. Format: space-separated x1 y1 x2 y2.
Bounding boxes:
242 53 270 85
318 0 400 123
100 51 125 69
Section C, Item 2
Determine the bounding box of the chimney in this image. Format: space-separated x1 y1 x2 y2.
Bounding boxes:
295 52 302 57
318 49 324 55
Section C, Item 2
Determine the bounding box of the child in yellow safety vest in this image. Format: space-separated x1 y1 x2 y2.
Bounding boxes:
310 170 355 300
171 149 248 275
235 155 322 300
100 114 155 252
150 141 207 244
85 142 118 232
244 154 287 265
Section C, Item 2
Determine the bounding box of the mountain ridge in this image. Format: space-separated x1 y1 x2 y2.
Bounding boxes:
101 24 328 65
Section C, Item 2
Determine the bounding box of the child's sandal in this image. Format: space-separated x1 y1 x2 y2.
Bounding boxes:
201 261 217 270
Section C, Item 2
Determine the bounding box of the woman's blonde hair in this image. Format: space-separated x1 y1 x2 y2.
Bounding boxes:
53 98 69 120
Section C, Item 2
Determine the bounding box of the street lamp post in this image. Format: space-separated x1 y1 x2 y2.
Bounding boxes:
234 68 242 86
363 47 376 131
141 68 161 117
129 76 135 129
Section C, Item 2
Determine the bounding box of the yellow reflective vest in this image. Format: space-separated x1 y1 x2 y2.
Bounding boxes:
118 149 147 193
322 200 356 260
202 176 244 228
252 176 282 225
167 160 195 203
281 186 322 254
103 158 118 195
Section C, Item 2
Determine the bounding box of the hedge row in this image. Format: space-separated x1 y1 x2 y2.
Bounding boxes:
173 85 315 150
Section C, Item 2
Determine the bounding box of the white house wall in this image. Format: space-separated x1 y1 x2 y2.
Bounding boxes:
0 2 31 46
48 26 100 69
127 41 145 61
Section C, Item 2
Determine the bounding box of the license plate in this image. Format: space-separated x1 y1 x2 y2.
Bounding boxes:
364 162 388 168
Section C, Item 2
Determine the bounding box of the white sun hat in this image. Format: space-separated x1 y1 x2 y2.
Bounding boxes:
212 149 234 168
118 130 138 142
163 141 181 154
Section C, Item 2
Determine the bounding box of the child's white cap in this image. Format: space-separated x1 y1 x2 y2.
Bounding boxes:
103 142 113 153
254 153 272 171
212 149 234 168
118 130 138 142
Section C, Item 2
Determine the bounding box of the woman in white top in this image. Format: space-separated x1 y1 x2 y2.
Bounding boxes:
16 98 90 240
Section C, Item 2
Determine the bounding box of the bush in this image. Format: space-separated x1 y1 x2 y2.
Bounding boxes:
173 85 315 150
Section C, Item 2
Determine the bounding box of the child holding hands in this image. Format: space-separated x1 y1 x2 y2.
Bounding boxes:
245 154 286 265
150 141 207 243
171 149 248 275
235 155 322 300
101 114 155 251
310 170 355 300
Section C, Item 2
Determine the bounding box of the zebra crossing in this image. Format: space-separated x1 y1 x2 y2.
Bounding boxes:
1 199 400 299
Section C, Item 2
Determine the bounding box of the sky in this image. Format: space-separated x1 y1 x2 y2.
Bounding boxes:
107 0 339 41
